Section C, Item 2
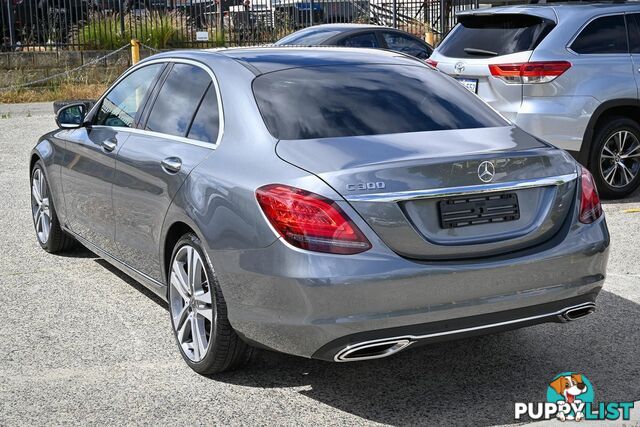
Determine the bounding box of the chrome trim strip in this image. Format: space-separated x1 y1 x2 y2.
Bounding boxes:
64 227 167 300
88 57 224 149
91 125 216 150
344 172 577 203
334 302 596 362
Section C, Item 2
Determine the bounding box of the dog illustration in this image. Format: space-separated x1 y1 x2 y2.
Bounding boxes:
550 374 588 421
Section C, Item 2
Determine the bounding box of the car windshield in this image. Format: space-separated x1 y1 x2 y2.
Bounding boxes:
275 28 342 45
438 14 555 58
252 64 508 140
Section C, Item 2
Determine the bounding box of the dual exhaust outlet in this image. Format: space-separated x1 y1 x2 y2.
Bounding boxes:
334 302 596 362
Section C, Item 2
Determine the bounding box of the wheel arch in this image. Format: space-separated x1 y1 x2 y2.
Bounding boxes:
160 214 212 293
580 99 640 166
29 151 41 175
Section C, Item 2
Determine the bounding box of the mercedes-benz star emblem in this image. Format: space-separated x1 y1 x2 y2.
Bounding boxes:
454 62 465 74
477 161 495 183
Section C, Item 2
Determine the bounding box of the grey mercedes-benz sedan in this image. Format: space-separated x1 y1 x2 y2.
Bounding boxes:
30 47 609 374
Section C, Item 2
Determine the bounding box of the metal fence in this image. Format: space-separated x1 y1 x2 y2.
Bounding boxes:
1 0 478 50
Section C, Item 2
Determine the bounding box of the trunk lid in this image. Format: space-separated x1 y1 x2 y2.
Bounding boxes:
276 126 578 260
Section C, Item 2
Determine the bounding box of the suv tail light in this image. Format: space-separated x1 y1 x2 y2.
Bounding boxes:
579 166 602 224
489 61 571 84
256 184 372 254
425 58 438 68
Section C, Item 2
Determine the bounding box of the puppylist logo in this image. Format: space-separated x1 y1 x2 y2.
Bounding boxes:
515 372 635 422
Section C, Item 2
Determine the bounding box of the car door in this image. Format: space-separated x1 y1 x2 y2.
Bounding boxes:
60 63 165 253
112 61 221 282
625 13 640 98
380 30 432 59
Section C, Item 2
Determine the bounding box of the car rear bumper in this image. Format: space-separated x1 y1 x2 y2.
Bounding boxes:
315 295 598 361
514 96 599 152
211 216 609 360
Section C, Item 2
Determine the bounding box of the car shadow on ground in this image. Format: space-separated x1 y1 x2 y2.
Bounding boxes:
602 186 640 204
93 258 168 309
214 291 639 426
55 245 99 259
56 246 168 308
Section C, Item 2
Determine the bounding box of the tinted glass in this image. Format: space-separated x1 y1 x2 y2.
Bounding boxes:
253 64 507 140
628 14 640 53
275 28 342 45
337 32 379 48
146 64 211 137
187 84 220 144
382 32 431 59
571 15 627 54
95 64 163 127
438 14 555 58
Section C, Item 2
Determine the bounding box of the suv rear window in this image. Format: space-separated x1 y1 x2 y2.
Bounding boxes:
438 14 555 58
252 64 507 140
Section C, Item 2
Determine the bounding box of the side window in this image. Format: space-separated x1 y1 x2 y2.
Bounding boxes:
337 32 379 48
570 15 628 54
187 84 220 144
145 63 212 138
627 14 640 53
382 32 431 59
94 64 164 127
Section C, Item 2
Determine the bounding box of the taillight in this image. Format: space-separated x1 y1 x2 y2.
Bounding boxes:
425 58 438 68
256 184 372 254
579 167 602 224
489 61 571 84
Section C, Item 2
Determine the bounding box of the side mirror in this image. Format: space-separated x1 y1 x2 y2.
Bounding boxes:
55 103 87 129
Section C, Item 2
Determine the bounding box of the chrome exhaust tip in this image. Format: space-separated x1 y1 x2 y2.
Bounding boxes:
334 339 412 362
562 303 596 322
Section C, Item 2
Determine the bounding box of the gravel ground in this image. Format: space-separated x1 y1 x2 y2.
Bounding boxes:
0 104 638 426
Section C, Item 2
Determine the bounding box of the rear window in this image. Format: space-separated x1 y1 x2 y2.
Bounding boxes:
438 14 555 58
252 64 507 140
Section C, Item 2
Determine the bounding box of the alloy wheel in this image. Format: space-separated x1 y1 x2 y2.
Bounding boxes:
600 130 640 188
31 168 51 244
169 245 213 362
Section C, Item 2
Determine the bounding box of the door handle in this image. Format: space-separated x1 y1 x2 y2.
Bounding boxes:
161 157 182 174
102 139 117 152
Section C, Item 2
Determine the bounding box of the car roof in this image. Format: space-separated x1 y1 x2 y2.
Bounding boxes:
458 1 640 21
288 23 384 31
210 46 424 74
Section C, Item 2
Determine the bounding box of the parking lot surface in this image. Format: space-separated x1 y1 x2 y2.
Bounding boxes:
1 103 639 426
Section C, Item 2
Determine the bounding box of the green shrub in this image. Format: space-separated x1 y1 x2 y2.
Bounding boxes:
73 11 191 50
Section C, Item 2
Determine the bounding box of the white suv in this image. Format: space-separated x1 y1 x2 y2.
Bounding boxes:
429 3 640 197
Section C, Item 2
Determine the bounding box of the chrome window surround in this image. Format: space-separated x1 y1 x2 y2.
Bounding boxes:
344 172 577 203
88 57 225 150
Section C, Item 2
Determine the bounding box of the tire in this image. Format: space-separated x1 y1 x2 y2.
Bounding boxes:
168 233 252 374
30 161 76 253
589 116 640 199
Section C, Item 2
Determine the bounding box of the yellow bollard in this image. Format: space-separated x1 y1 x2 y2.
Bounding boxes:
425 32 435 46
131 39 140 65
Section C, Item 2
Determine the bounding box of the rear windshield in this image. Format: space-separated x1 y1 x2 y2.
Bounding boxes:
275 28 342 45
438 14 555 58
252 64 507 140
